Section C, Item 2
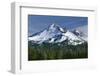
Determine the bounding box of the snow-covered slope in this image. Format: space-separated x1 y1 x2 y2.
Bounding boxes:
72 25 88 41
29 24 64 43
29 24 87 45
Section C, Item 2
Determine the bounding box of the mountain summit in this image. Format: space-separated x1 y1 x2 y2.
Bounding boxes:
29 24 87 45
48 23 65 33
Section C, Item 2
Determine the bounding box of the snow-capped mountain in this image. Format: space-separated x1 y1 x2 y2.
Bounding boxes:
71 25 88 41
28 24 87 45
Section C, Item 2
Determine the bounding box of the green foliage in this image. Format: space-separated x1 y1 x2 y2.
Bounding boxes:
28 41 88 61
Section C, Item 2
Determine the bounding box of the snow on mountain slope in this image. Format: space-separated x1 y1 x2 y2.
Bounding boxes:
29 24 64 43
63 31 84 45
29 24 86 45
55 35 67 43
72 25 88 41
64 31 81 41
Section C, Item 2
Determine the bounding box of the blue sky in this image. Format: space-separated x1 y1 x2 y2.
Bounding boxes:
28 15 88 36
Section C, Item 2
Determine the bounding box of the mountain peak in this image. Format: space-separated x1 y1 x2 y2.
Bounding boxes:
73 29 80 36
49 23 59 29
48 23 65 33
72 29 87 41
